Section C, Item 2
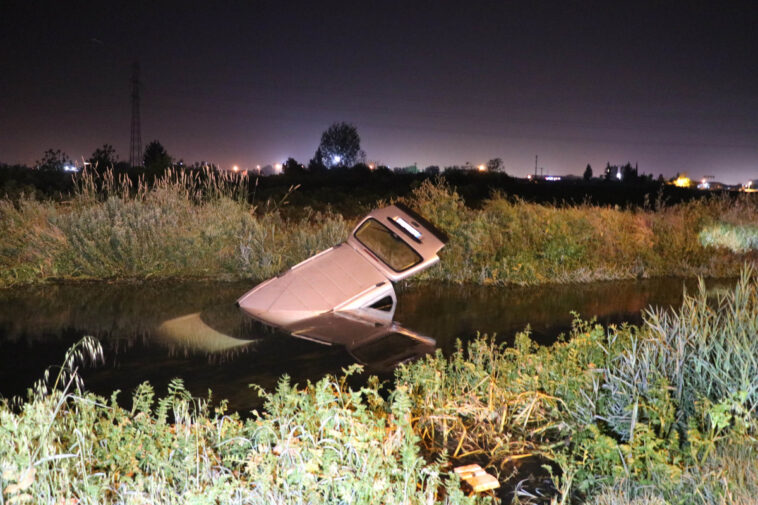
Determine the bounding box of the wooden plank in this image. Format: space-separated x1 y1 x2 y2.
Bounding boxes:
453 464 483 479
454 464 500 493
468 473 500 492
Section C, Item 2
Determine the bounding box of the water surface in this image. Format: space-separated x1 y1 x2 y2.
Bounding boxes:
0 278 733 412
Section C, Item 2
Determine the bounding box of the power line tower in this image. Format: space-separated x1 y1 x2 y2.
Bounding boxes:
129 61 142 168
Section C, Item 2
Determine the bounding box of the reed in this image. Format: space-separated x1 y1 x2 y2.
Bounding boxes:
2 270 757 503
406 179 758 285
1 362 477 504
1 173 757 287
398 267 758 503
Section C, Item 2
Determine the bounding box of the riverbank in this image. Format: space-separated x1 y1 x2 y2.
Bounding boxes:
2 270 757 504
1 170 757 288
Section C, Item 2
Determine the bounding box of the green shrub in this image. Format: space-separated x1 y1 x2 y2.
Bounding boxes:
1 173 757 287
0 358 478 504
3 270 758 503
399 268 758 503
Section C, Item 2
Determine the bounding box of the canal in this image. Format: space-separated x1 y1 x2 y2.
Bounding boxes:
0 277 735 412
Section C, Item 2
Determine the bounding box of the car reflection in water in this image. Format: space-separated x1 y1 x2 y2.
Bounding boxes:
156 304 436 374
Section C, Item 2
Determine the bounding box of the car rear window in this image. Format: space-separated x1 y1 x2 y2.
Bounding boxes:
354 218 422 272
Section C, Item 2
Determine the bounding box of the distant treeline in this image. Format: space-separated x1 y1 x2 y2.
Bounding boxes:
0 163 730 215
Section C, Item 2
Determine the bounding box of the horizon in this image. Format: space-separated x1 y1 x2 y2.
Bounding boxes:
2 2 757 185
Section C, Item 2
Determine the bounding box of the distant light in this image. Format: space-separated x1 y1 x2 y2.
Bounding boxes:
333 155 341 164
545 175 562 181
674 176 691 188
616 172 622 180
274 163 282 172
63 164 78 172
478 164 486 172
232 165 239 173
256 165 261 170
368 163 375 170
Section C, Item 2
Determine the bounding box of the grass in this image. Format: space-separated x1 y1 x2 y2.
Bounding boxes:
2 269 758 504
397 267 758 504
1 169 757 288
1 354 476 504
407 179 758 285
0 169 349 286
699 223 758 253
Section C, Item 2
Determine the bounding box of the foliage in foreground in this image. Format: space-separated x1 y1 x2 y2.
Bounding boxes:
399 267 758 504
1 348 476 505
3 270 758 504
2 170 758 287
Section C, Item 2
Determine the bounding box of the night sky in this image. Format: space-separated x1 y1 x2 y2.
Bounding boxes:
2 1 757 183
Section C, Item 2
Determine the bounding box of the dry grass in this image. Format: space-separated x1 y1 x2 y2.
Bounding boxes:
1 174 757 287
405 179 758 285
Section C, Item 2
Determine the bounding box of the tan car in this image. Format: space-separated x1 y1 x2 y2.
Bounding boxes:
236 203 447 354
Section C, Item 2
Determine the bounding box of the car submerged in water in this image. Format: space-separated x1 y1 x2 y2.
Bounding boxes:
236 203 447 369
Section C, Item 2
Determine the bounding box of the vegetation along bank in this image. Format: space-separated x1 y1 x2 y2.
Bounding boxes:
1 170 757 288
2 269 757 503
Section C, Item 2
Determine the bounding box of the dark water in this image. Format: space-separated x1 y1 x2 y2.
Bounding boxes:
0 278 735 412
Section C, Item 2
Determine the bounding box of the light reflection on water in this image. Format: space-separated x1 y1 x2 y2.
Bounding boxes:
0 278 735 412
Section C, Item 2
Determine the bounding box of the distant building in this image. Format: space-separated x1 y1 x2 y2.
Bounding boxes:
527 174 563 182
697 176 725 190
394 164 418 174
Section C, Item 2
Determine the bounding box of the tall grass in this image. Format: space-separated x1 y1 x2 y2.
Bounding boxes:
398 267 758 504
0 169 348 286
407 179 758 285
1 356 477 504
699 223 758 253
1 173 757 287
2 270 757 503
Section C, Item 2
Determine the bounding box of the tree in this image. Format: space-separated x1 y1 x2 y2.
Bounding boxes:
486 158 504 173
308 148 327 172
89 144 118 172
143 140 171 172
283 157 306 176
318 122 362 168
622 162 638 181
36 148 70 171
583 163 593 181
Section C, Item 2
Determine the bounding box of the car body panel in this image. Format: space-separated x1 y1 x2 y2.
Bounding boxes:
236 203 446 343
